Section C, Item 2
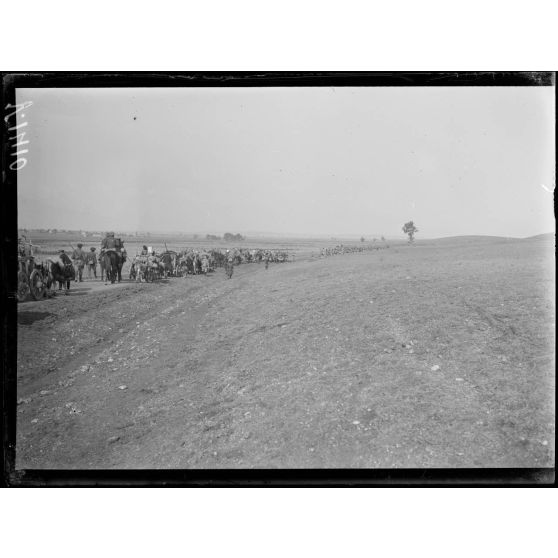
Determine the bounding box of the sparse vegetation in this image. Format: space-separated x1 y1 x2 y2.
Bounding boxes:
224 232 245 242
402 221 418 243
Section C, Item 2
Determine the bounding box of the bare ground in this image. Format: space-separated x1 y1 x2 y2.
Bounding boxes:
15 238 555 468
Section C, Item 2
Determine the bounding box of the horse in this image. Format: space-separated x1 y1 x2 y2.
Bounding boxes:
192 254 202 275
159 252 175 278
201 255 210 274
210 249 225 268
47 254 75 294
146 258 163 282
177 254 189 277
102 250 123 284
188 254 197 274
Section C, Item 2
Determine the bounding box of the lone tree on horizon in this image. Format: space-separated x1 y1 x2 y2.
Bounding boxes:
402 221 419 243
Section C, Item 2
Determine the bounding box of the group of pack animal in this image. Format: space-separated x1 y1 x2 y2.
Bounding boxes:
319 243 390 257
129 248 291 282
41 235 294 293
128 249 213 282
130 251 181 282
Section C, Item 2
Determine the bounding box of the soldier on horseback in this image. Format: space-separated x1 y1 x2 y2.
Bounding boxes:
100 232 124 284
101 231 116 251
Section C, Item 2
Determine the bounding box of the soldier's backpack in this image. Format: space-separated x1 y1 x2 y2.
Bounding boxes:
104 236 116 250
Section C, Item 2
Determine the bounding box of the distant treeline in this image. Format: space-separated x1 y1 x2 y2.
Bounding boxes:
208 233 246 242
20 229 248 242
20 228 103 235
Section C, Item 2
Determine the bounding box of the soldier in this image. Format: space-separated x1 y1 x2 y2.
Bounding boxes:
86 247 97 279
101 231 116 251
18 235 28 257
71 243 86 282
225 255 234 279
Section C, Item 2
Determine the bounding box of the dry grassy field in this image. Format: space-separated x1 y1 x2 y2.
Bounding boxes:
16 234 555 468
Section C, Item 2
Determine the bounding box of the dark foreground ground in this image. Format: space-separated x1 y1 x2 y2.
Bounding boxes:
15 237 555 469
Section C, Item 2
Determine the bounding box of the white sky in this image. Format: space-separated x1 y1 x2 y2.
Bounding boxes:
16 86 555 238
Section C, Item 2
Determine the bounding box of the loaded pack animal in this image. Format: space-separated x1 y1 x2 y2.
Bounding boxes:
210 249 225 268
102 249 124 283
176 252 189 276
199 253 211 274
184 252 195 275
159 251 176 278
151 255 165 281
201 256 209 274
130 255 147 282
132 255 159 282
47 252 75 294
192 253 202 275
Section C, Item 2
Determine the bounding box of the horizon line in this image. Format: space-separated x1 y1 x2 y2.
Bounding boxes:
17 228 554 241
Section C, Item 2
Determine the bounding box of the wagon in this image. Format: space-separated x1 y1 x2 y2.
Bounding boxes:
17 255 52 302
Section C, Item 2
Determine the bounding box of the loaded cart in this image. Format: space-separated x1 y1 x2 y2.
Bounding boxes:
17 242 53 302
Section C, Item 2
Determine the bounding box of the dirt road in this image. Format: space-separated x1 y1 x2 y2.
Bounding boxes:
16 239 555 468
